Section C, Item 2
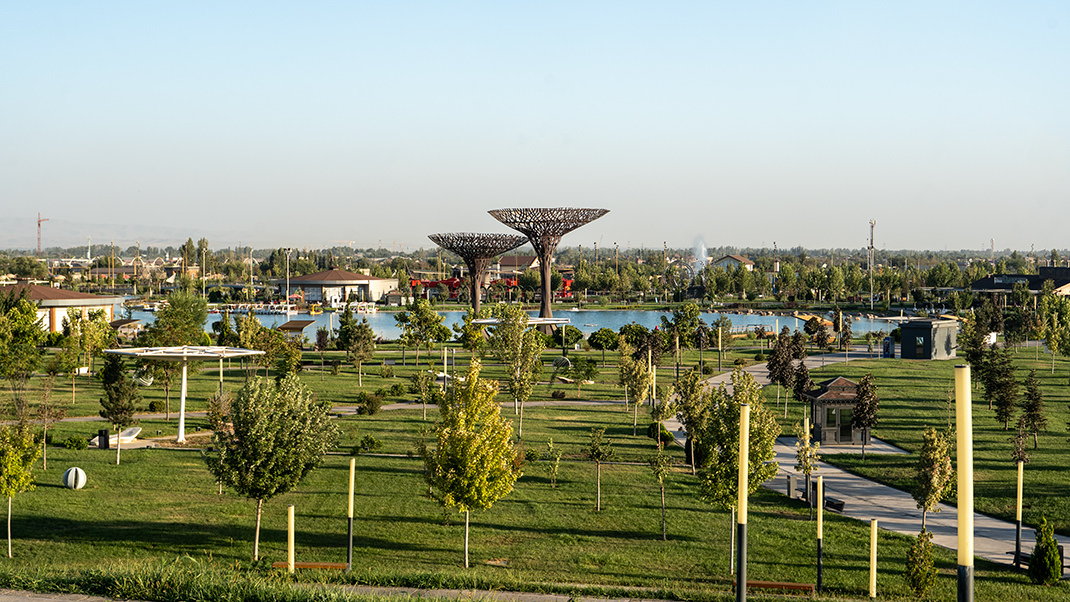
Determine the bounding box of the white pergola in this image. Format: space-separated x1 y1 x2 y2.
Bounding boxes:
103 345 264 443
471 317 570 326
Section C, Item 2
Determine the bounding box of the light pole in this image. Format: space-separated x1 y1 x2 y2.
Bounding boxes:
285 248 293 305
201 248 207 299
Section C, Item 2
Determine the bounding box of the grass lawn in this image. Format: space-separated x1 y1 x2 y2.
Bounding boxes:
782 349 1070 538
15 341 1070 601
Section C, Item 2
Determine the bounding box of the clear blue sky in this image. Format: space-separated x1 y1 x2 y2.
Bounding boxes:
2 2 1067 253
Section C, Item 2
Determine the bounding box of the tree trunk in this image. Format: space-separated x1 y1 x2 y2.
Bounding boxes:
464 509 470 568
660 482 667 541
7 496 11 558
115 429 121 466
518 399 525 440
41 429 48 470
358 361 363 387
690 438 696 476
253 498 264 561
165 387 171 421
596 461 602 511
922 510 927 531
632 403 638 436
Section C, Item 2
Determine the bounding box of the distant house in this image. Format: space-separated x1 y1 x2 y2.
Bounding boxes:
276 269 398 306
899 319 958 360
493 256 539 279
711 254 754 272
0 282 120 332
803 376 869 446
970 266 1070 298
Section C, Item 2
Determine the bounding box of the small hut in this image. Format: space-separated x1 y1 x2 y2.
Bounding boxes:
804 376 869 446
899 319 958 360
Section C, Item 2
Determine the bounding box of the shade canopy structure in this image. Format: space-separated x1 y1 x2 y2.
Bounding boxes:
103 346 265 442
488 208 609 323
471 317 570 326
427 232 527 314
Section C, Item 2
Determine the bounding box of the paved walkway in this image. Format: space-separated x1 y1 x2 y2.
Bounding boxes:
664 345 1067 569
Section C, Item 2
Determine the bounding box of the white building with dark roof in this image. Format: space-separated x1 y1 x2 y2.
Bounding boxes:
275 269 397 306
0 282 120 332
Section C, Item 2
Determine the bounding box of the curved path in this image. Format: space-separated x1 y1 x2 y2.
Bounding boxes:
664 346 1066 569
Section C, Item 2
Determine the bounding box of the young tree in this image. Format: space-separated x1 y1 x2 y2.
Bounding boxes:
696 369 781 510
488 303 544 438
912 427 953 530
852 373 880 460
394 299 451 365
793 420 820 519
0 294 44 420
585 427 616 512
1020 369 1047 448
203 374 339 561
98 354 141 466
618 341 653 435
904 529 937 598
565 358 599 398
422 360 521 568
766 327 794 414
673 370 711 475
648 451 673 541
984 344 1018 429
792 361 813 405
588 327 619 367
0 423 39 558
452 306 490 358
348 317 376 387
34 376 68 471
1029 517 1062 586
314 326 330 381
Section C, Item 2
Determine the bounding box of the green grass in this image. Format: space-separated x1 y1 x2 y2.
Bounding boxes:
785 350 1070 538
19 343 1070 601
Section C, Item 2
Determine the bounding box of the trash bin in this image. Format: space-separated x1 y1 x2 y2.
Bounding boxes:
98 429 109 450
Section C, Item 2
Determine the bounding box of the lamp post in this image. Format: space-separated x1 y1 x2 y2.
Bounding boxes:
285 248 293 305
736 403 750 602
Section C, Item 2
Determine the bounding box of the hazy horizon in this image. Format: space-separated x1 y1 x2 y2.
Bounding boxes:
4 3 1067 252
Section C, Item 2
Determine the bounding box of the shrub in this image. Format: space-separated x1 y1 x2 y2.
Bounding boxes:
379 363 394 378
524 448 540 462
353 435 382 454
904 528 937 597
1029 516 1062 585
389 382 407 396
356 391 383 416
754 351 765 361
701 364 714 375
63 436 89 450
148 400 165 413
330 360 341 376
646 422 675 446
734 358 746 367
550 390 566 399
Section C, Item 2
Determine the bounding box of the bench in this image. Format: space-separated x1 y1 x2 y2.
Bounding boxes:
734 580 815 594
271 561 348 570
825 497 845 512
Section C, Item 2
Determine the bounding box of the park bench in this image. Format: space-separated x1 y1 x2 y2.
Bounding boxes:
824 497 845 512
271 561 348 570
734 580 815 594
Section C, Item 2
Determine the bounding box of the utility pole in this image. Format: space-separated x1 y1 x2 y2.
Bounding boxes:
868 220 876 311
37 213 49 257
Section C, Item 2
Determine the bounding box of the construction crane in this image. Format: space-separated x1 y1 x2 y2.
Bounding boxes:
37 213 49 257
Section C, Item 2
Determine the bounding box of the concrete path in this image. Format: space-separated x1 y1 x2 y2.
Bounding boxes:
664 345 1066 569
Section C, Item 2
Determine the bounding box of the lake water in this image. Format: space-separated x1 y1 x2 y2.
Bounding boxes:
123 305 903 340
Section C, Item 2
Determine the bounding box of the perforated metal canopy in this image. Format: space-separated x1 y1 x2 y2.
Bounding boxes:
104 346 264 443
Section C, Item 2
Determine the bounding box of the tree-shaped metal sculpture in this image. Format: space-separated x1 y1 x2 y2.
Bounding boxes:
488 207 609 320
428 232 527 313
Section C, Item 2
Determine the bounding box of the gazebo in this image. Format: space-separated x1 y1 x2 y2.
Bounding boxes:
103 346 264 443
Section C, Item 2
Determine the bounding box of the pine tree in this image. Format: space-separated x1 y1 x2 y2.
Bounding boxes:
1029 517 1062 585
765 327 794 413
98 354 141 466
986 344 1018 429
1020 369 1047 448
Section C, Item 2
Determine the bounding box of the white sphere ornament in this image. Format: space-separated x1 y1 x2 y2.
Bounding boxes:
63 467 87 490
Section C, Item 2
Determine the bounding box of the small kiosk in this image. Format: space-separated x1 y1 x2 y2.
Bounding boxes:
804 376 869 446
899 319 959 360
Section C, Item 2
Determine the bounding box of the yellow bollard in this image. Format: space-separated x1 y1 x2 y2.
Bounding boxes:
736 403 750 602
955 365 974 601
287 504 295 574
816 475 823 592
347 457 355 569
869 519 877 599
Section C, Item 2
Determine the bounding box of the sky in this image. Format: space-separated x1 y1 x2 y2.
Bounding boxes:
2 2 1068 254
